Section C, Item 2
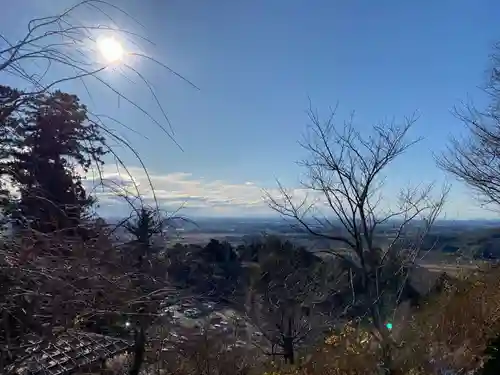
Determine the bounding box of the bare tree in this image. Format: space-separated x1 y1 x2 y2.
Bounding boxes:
147 323 258 375
244 237 343 365
248 291 327 365
265 105 448 374
437 42 500 209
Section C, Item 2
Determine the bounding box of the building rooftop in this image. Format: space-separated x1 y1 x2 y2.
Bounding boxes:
7 330 133 375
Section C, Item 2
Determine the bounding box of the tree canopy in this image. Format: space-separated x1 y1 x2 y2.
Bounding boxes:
0 86 106 232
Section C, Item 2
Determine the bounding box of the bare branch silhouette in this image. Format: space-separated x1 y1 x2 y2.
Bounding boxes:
264 103 449 372
437 42 500 210
0 1 199 205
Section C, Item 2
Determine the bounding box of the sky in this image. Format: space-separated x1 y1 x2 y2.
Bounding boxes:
1 0 500 219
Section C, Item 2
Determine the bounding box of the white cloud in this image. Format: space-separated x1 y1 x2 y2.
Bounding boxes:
86 165 469 221
87 166 294 217
2 161 494 220
1 161 494 220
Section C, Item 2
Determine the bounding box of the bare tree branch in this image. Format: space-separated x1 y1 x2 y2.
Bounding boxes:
264 103 449 372
437 43 500 209
0 1 199 210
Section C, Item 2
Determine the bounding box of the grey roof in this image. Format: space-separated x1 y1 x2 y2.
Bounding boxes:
407 265 443 296
7 330 133 375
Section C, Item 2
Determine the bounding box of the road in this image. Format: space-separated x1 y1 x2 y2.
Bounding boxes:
416 260 485 276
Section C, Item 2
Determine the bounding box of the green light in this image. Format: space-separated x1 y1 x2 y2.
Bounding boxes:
386 322 393 330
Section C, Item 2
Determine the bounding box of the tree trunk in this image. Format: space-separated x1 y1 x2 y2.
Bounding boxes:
283 336 295 365
380 340 400 375
129 326 146 375
283 316 295 364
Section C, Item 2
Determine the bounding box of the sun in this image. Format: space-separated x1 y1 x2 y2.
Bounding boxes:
97 37 124 63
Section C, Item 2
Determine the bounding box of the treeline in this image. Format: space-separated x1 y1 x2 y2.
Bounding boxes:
166 237 424 311
419 227 500 259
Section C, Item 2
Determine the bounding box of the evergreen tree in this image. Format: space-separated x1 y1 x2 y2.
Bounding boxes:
0 87 106 232
122 207 164 267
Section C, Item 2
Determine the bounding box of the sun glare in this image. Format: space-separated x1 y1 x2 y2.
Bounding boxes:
97 37 124 63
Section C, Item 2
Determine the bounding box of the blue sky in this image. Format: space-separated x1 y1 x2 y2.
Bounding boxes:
2 0 500 218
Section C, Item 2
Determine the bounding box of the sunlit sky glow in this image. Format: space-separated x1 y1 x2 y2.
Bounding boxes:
97 36 124 63
2 0 500 219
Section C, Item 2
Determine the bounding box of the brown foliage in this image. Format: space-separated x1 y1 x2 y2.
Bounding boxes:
400 266 500 374
145 325 260 375
0 224 169 369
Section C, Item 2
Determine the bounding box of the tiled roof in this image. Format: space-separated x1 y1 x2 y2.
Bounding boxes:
7 330 133 375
